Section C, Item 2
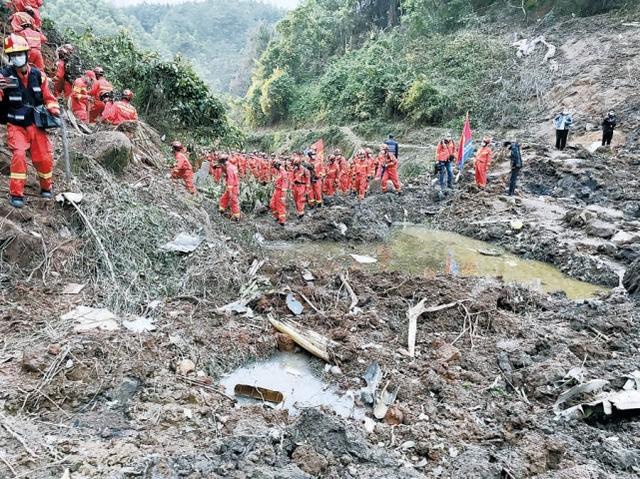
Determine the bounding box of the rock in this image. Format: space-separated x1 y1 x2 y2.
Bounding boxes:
586 220 616 239
0 219 42 268
611 231 640 246
276 333 297 352
291 444 329 476
329 365 342 376
510 220 524 231
47 344 62 355
435 343 461 363
623 258 640 297
70 131 133 174
383 406 404 425
176 359 196 376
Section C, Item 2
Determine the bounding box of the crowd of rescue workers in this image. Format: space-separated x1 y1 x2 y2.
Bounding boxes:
1 0 620 221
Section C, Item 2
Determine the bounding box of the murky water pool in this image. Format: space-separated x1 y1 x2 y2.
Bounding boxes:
220 352 362 418
267 225 606 300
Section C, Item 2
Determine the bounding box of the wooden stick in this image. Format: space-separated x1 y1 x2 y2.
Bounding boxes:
339 273 358 313
0 453 17 477
268 315 333 363
294 289 326 317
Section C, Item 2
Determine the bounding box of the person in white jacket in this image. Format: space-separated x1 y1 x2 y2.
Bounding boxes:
553 109 573 150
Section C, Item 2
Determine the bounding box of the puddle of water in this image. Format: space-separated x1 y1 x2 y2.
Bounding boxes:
220 352 362 419
267 225 607 300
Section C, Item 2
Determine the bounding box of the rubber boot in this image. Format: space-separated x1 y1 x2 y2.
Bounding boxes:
41 190 53 199
10 196 25 208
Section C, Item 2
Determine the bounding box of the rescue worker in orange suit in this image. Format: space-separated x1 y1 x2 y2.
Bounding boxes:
7 0 43 31
208 152 223 183
53 44 74 99
436 134 457 191
0 34 60 208
377 144 402 194
89 67 113 123
170 141 196 194
270 160 289 226
324 153 340 198
474 137 493 189
338 154 351 194
353 150 370 201
71 70 94 123
291 156 310 219
101 89 138 125
11 13 45 70
218 155 241 220
307 150 324 207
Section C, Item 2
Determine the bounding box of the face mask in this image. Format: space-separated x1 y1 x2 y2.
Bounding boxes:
10 54 27 68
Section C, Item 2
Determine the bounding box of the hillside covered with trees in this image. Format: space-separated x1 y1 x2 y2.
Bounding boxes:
43 0 284 93
244 0 635 130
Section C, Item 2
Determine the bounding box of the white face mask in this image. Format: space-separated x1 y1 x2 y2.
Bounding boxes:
11 53 27 68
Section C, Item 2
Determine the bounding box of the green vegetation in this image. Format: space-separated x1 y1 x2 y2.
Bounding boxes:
244 0 632 129
65 29 242 147
44 0 284 93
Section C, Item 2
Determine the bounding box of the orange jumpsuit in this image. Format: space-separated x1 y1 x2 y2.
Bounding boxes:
338 157 351 193
8 0 42 30
324 159 339 197
89 77 113 123
474 146 492 188
291 166 310 217
270 166 289 225
219 162 241 219
16 27 46 70
1 66 59 198
101 100 138 125
171 151 196 194
353 158 370 200
53 59 72 98
379 153 402 193
308 159 325 206
71 78 90 122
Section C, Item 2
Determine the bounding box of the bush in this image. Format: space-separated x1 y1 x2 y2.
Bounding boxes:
259 68 295 124
63 29 243 147
399 76 454 125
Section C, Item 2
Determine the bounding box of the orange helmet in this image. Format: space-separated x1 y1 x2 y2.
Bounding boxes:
4 34 29 54
11 12 33 29
171 141 184 151
85 70 96 80
122 89 134 101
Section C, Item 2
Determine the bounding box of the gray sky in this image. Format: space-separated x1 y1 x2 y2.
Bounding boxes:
110 0 299 9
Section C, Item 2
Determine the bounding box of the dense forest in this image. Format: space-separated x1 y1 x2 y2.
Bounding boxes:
244 0 633 130
43 0 284 93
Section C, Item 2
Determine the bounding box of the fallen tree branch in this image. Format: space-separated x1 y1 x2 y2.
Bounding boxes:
68 198 116 283
294 289 326 317
339 273 359 313
408 301 461 357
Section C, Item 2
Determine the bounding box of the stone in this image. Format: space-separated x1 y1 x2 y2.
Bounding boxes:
436 343 461 363
623 258 640 297
21 350 48 373
176 359 196 376
383 406 404 425
586 220 616 239
291 444 329 476
611 231 640 246
70 131 133 174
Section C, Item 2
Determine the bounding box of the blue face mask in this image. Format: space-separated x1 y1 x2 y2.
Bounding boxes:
10 53 27 68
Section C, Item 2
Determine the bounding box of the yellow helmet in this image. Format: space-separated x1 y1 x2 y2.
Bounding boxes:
4 34 29 54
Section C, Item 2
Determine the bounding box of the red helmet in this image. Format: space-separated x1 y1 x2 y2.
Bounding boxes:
84 70 96 80
4 34 29 54
171 141 184 151
121 89 134 101
93 66 105 78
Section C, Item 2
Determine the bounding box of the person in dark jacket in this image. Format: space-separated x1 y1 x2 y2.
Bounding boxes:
504 141 523 196
601 111 617 146
384 134 399 158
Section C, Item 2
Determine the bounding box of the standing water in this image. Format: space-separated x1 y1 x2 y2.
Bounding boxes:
220 352 362 418
267 226 607 300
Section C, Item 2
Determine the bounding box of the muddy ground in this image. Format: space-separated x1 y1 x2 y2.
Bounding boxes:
3 12 640 477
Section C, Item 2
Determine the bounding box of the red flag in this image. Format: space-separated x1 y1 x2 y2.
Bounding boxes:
457 112 474 168
311 139 324 162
